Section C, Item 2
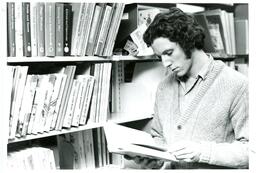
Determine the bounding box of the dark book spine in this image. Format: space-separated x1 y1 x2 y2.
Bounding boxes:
7 2 16 57
55 3 64 56
63 3 73 56
22 2 31 57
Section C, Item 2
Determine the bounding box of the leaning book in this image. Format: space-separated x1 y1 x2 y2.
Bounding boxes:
104 123 176 161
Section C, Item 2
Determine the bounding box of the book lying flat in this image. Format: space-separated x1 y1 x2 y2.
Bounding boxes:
103 123 176 161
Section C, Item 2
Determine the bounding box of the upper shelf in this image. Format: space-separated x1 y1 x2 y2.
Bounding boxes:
6 54 248 63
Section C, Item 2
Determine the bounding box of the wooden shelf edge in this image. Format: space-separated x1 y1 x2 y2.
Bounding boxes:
8 114 153 144
7 56 112 63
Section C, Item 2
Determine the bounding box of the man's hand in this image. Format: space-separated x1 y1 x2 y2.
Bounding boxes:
124 155 164 169
168 141 202 162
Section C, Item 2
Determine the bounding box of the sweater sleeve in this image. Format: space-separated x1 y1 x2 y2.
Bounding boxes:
150 93 167 147
199 80 249 168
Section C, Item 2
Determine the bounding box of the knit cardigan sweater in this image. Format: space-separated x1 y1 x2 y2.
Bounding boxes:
150 60 248 169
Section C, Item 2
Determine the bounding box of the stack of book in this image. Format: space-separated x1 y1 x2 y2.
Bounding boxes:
8 147 56 170
58 128 122 169
6 2 125 57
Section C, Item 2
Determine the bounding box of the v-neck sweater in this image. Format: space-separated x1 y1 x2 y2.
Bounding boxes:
150 60 248 169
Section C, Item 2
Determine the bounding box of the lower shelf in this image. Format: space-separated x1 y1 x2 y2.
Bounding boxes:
8 113 153 144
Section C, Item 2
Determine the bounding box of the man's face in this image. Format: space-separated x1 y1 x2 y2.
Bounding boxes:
151 37 192 77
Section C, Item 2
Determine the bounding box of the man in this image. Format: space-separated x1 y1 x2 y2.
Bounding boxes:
126 7 248 169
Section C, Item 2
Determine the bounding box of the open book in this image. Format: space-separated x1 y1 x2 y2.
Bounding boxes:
103 123 176 161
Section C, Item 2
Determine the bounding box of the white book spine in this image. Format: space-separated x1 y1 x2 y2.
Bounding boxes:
62 79 80 128
15 2 23 57
30 2 38 57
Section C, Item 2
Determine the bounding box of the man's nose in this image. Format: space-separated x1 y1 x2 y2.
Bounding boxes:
161 55 173 67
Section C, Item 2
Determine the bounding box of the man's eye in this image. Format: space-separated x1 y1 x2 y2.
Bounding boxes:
167 52 173 56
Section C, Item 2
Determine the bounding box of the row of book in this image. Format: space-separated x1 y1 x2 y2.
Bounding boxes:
7 2 125 57
116 4 248 57
194 8 248 57
58 128 124 169
8 147 56 170
8 62 112 140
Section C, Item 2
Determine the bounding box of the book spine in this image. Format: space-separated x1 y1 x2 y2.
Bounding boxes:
55 65 76 130
7 2 16 57
41 74 56 133
70 3 84 56
63 3 72 56
21 75 38 136
22 2 31 57
15 2 23 57
79 76 95 125
103 3 125 56
45 74 62 132
71 77 87 127
55 3 64 56
30 2 38 57
50 74 67 130
85 5 102 56
235 19 248 55
9 66 28 139
95 5 113 56
81 3 96 56
45 3 56 57
15 75 33 137
62 80 80 128
37 3 45 56
75 3 89 56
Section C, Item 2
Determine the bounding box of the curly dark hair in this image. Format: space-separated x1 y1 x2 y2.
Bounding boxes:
143 7 205 58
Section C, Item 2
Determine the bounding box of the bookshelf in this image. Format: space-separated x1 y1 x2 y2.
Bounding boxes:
1 1 249 170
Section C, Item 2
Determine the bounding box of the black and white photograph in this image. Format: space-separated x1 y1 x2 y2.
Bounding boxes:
0 0 254 172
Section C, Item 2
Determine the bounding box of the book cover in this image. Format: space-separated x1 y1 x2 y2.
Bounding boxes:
138 8 160 27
